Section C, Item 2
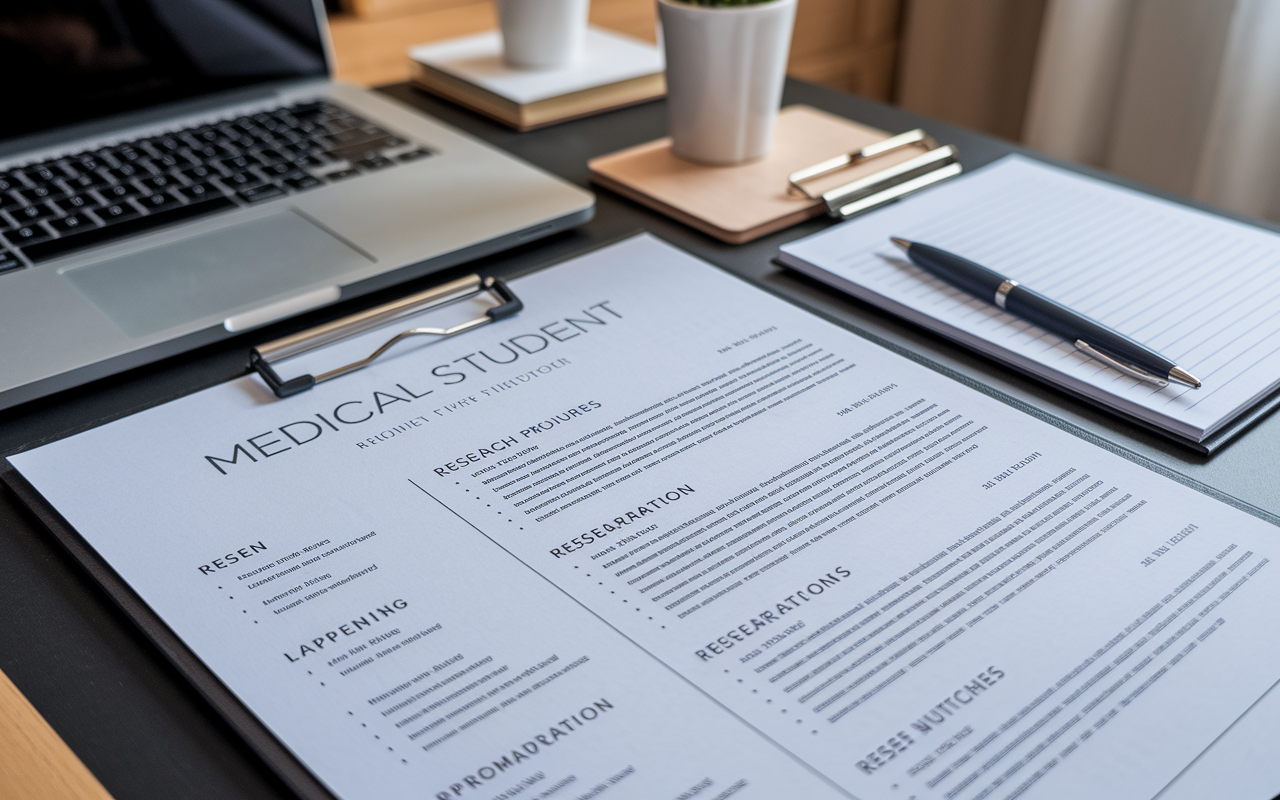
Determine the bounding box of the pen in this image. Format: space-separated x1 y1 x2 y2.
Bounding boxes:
889 238 1202 389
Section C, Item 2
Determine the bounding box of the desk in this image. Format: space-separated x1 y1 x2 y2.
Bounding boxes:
2 79 1279 800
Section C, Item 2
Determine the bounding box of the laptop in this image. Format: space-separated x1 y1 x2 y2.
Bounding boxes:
0 0 595 412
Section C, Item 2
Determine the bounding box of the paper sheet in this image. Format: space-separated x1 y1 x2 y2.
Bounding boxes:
778 155 1280 441
11 235 1280 800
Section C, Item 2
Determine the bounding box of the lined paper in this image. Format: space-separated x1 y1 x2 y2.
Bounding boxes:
779 155 1280 441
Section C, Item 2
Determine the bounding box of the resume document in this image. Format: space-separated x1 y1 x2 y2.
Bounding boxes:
11 235 1280 800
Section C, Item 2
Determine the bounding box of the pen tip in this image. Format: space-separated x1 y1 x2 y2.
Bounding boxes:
890 237 911 254
1169 366 1202 389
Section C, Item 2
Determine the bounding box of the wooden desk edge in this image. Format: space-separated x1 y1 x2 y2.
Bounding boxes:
0 667 114 800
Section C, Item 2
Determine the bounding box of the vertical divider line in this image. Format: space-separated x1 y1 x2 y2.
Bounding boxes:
404 477 858 799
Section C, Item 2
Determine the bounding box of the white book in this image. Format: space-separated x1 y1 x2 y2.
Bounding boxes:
778 155 1280 447
408 27 663 105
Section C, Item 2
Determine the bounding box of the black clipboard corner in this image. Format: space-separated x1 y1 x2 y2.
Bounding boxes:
0 459 340 800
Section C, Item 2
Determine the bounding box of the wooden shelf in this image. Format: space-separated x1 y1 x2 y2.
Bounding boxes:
0 667 113 800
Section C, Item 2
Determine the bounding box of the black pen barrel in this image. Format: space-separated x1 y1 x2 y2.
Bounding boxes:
899 238 1182 381
1004 287 1175 376
908 243 1005 299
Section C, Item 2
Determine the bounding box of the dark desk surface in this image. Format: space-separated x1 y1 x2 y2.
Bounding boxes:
3 79 1280 800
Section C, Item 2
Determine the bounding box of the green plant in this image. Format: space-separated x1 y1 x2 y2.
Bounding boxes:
673 0 777 5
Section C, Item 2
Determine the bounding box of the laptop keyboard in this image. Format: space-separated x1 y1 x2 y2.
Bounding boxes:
0 101 431 273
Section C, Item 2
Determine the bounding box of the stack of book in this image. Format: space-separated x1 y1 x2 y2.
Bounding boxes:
408 27 665 131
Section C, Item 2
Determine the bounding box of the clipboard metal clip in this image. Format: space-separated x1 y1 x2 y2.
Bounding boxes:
788 129 962 221
250 274 522 398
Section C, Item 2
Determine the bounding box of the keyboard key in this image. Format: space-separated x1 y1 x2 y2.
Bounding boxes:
181 165 217 181
220 155 252 171
270 132 304 149
56 194 92 211
0 174 17 192
179 181 219 201
64 173 106 191
16 185 59 203
21 195 236 262
220 171 261 189
71 154 101 172
8 224 53 246
107 164 142 181
57 160 85 179
289 100 325 116
95 202 141 223
25 165 59 183
97 182 140 200
284 174 321 190
0 251 22 274
139 174 178 191
356 155 394 170
49 213 97 234
238 184 285 203
10 202 58 222
324 168 360 181
397 148 432 162
138 192 180 211
257 162 292 177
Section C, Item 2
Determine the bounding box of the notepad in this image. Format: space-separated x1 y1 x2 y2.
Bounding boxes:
778 155 1280 446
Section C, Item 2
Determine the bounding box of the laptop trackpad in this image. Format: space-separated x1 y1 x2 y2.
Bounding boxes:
64 212 374 338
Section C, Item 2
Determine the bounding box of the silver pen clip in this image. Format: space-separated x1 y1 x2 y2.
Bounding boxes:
1074 340 1169 388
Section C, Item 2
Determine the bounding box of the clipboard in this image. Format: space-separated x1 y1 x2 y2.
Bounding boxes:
3 234 1280 800
0 273 533 800
250 274 522 399
785 128 961 221
0 459 341 800
587 106 962 244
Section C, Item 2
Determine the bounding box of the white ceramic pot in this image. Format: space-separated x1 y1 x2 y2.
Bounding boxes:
495 0 591 69
658 0 796 165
